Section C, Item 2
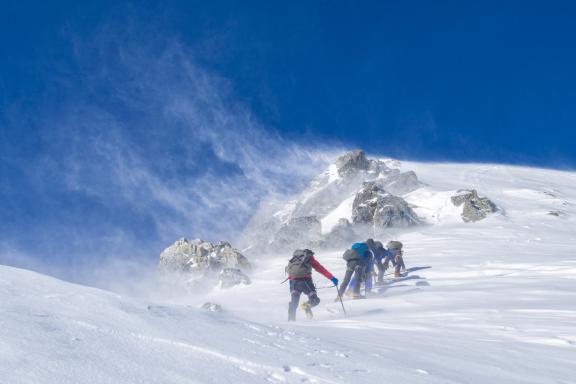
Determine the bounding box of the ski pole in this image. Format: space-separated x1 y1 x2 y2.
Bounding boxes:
334 285 347 318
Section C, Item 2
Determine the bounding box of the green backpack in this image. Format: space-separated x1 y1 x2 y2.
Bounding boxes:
342 249 360 261
286 249 313 278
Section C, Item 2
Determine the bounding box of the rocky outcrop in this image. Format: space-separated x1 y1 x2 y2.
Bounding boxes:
158 238 251 290
352 182 420 228
335 150 371 178
271 216 322 250
451 190 497 222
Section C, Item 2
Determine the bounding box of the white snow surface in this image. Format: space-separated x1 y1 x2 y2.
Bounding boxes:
2 161 576 383
320 194 355 234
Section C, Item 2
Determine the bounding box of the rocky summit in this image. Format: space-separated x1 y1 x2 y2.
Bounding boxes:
335 150 372 178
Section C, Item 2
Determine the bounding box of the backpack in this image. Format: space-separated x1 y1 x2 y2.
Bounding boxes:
342 249 360 261
351 242 369 259
387 240 403 250
286 249 313 278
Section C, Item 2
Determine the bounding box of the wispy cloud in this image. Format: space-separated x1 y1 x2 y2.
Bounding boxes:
0 19 342 288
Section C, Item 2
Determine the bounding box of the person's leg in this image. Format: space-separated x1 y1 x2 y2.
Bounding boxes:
396 255 406 273
288 280 303 321
352 265 364 296
347 275 357 295
302 279 321 308
338 268 354 296
375 257 384 283
365 268 373 293
394 256 404 277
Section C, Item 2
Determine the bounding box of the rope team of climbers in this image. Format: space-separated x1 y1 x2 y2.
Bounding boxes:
284 239 405 321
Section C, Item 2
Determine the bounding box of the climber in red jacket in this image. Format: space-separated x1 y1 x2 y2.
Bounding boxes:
285 249 338 321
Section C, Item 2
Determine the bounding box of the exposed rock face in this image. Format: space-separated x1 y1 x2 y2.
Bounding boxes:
451 190 497 222
352 182 420 228
158 238 251 290
335 150 371 178
271 216 322 250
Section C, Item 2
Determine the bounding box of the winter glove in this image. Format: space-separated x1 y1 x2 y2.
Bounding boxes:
331 277 339 286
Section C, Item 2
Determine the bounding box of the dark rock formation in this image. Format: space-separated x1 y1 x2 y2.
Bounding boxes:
158 238 251 290
352 182 420 228
451 190 497 222
335 150 371 178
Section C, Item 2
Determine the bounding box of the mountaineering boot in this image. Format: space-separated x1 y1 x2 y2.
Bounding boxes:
300 302 314 319
394 271 401 278
352 293 366 300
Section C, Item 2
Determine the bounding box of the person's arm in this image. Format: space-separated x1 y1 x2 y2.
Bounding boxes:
310 256 334 280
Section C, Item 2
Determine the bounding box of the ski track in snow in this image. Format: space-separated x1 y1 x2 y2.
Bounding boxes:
2 162 576 383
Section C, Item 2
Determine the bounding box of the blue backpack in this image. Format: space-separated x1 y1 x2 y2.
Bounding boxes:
351 243 369 260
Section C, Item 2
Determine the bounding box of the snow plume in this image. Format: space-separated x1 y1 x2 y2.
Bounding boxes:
0 21 341 291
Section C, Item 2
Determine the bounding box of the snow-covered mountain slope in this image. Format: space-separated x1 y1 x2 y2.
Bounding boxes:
3 161 576 383
239 151 423 250
197 161 576 383
0 264 379 384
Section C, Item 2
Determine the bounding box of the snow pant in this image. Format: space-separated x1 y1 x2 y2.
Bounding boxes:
338 262 365 297
383 254 396 271
288 278 319 321
394 255 406 274
348 260 373 294
374 257 385 282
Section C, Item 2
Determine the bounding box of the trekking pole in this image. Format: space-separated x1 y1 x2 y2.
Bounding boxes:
334 285 347 318
315 285 336 289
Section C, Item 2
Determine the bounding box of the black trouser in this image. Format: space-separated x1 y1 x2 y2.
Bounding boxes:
288 278 320 321
338 262 364 297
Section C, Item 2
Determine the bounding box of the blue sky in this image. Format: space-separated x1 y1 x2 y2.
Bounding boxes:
1 1 575 283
